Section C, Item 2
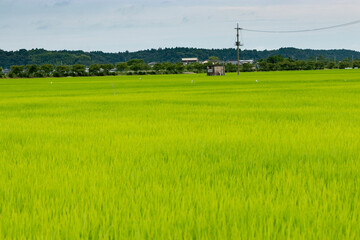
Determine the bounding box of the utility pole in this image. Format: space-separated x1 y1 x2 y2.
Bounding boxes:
223 57 226 76
235 23 243 75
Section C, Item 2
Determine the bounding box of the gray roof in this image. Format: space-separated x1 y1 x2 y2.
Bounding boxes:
220 60 254 65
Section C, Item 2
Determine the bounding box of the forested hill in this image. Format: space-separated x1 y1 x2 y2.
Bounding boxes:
1 47 360 68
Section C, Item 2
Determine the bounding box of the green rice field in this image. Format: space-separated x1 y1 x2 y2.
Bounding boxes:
0 70 360 239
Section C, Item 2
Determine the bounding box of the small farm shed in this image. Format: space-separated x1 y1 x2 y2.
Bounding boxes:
207 65 225 76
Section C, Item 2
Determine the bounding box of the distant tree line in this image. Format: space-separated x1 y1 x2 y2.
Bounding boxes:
255 55 360 71
0 67 4 78
1 60 203 78
1 56 359 78
2 47 360 68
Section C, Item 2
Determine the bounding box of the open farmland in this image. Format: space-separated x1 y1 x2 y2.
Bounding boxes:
0 70 360 239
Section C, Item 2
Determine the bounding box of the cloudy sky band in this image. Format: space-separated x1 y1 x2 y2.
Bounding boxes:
1 0 359 52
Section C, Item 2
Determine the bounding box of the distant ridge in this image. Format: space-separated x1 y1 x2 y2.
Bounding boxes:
1 47 360 68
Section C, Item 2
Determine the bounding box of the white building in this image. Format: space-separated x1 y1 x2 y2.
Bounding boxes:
222 60 254 65
181 58 198 65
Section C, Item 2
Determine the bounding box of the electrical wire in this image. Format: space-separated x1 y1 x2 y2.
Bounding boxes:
240 30 244 45
242 19 360 33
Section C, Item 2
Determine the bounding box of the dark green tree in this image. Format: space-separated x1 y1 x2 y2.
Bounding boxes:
305 61 316 70
225 63 237 72
25 64 38 77
163 62 175 73
0 67 4 78
174 63 185 73
127 59 144 66
39 64 54 77
339 58 351 69
314 61 325 70
326 62 336 69
208 56 220 64
100 63 114 75
89 64 101 76
76 54 92 65
241 63 253 72
71 64 86 76
54 65 71 77
267 55 284 64
353 59 360 68
115 62 128 72
267 63 279 71
9 65 25 78
258 60 269 71
127 59 150 72
152 63 164 72
296 60 307 70
185 62 204 73
278 59 292 71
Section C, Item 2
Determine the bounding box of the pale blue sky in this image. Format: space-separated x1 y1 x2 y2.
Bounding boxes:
1 0 359 52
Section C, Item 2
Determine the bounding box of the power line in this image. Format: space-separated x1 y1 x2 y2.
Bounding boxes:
242 19 360 33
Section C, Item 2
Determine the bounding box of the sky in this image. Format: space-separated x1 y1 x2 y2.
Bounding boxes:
1 0 360 52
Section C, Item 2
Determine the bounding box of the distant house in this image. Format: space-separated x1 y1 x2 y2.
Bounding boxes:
240 60 254 65
148 62 158 67
207 65 225 76
222 60 254 65
3 68 10 74
181 58 198 65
